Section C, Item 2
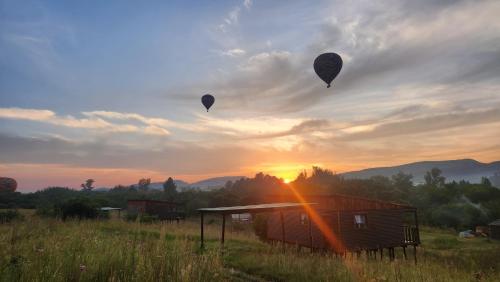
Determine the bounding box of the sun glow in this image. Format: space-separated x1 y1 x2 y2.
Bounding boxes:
255 162 323 183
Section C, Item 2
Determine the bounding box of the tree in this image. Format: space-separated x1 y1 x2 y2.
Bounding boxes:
163 177 177 200
224 180 233 190
391 171 413 191
81 179 95 191
424 168 445 188
138 178 151 190
481 177 492 187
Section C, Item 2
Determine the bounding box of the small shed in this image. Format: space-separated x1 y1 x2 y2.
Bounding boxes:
99 207 122 218
127 199 185 220
489 219 500 240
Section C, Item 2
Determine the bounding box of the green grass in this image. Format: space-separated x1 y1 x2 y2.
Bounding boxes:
1 215 499 281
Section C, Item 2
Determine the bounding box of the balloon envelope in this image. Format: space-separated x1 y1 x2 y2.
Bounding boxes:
0 177 17 192
201 94 215 111
313 53 343 88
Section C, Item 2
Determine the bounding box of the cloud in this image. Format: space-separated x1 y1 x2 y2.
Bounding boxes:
219 48 246 57
199 0 500 115
338 107 500 141
0 108 170 136
244 0 252 10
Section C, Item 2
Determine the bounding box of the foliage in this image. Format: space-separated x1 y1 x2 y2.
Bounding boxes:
60 198 98 220
163 177 177 200
138 178 151 190
252 214 269 241
2 167 500 230
2 218 499 282
80 179 95 191
0 210 23 223
424 167 446 188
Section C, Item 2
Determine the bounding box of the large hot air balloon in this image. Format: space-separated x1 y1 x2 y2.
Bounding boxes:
313 52 343 88
201 94 215 112
0 177 17 192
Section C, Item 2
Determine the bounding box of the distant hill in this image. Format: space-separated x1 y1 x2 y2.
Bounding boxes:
341 159 500 185
140 176 245 191
188 176 246 190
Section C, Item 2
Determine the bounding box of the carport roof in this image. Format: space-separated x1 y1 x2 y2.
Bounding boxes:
197 202 315 214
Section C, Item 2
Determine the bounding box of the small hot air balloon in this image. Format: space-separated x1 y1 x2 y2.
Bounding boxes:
314 52 343 88
0 177 17 192
201 94 215 112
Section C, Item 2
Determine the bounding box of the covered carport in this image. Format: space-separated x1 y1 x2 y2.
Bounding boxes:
197 202 314 248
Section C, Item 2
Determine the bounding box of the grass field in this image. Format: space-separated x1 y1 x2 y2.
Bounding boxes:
1 213 499 281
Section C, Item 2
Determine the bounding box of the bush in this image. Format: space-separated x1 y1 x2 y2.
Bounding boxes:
0 210 24 223
432 237 460 249
125 213 159 223
252 213 269 241
35 205 60 218
126 212 138 222
60 198 98 220
139 214 159 223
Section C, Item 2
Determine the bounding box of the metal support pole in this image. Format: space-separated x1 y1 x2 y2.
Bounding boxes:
413 245 417 265
221 213 226 245
308 212 313 252
280 212 285 245
200 212 204 249
414 210 420 244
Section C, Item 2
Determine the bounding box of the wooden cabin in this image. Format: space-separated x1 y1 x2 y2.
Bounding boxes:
264 194 419 257
489 219 500 240
127 199 185 220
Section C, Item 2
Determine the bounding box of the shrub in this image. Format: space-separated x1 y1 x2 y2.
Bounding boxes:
60 198 98 220
139 214 159 223
252 213 269 241
432 237 460 249
35 205 60 218
0 210 24 223
125 212 139 222
125 213 158 223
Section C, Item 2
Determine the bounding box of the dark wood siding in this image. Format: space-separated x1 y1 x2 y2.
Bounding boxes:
127 200 184 220
267 196 419 251
267 210 328 249
338 210 404 250
266 194 410 211
491 225 500 240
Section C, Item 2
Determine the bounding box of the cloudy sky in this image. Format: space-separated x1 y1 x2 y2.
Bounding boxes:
1 0 500 191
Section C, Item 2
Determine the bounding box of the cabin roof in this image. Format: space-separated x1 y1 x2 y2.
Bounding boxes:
267 193 414 209
198 202 315 214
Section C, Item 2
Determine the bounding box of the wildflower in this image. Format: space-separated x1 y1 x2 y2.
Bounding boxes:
79 264 86 272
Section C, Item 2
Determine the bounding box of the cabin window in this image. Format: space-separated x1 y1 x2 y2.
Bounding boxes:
300 213 309 225
354 214 367 229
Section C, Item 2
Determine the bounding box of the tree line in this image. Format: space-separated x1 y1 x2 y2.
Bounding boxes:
1 167 499 229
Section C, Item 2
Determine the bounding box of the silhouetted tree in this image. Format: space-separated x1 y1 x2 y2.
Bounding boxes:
81 179 95 191
481 177 492 187
424 168 445 188
163 177 177 200
138 178 151 190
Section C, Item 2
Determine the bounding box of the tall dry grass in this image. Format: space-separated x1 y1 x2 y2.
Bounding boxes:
1 216 499 281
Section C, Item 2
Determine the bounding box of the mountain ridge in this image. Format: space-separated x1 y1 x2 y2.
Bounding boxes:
341 158 500 185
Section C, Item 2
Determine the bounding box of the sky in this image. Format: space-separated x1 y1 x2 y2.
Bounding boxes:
1 0 500 191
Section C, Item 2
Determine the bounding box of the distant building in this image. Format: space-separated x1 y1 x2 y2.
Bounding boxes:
127 200 185 220
231 213 252 223
264 194 420 257
489 219 500 240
